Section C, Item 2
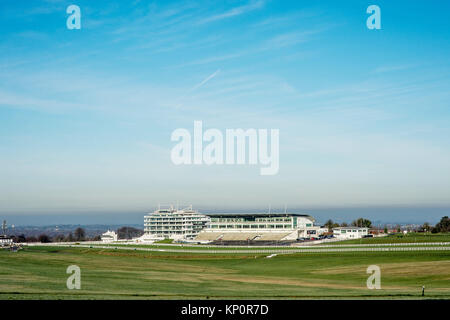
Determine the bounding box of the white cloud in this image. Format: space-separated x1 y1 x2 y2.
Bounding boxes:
198 0 265 24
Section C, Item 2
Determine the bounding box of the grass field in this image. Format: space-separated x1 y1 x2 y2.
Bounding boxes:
1 245 450 299
335 233 450 245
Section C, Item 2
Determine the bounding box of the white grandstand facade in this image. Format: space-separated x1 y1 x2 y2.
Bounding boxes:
143 206 209 240
195 213 322 243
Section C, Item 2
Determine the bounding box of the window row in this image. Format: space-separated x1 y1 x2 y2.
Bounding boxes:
209 224 292 229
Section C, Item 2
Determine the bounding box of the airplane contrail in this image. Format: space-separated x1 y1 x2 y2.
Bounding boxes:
190 69 221 92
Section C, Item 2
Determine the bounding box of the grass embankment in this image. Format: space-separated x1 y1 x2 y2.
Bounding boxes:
334 233 450 245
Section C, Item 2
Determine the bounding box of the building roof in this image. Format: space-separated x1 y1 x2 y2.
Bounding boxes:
207 213 314 220
145 209 206 216
333 226 369 230
101 230 117 236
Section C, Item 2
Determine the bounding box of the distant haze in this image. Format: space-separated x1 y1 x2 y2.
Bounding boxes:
2 206 448 227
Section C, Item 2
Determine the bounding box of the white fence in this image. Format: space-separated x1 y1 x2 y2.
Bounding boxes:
25 243 450 255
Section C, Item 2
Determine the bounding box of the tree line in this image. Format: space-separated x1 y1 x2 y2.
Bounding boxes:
421 216 450 233
323 216 450 234
324 217 373 231
11 226 143 243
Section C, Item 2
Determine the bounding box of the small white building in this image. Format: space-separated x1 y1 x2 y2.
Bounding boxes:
101 230 118 242
317 226 330 235
333 227 369 240
0 235 13 246
132 233 160 244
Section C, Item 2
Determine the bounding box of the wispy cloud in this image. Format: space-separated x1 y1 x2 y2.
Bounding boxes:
260 30 316 50
171 27 327 68
372 64 416 74
172 52 245 68
252 9 320 29
198 0 265 24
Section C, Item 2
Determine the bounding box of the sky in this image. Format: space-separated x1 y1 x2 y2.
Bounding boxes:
0 0 450 224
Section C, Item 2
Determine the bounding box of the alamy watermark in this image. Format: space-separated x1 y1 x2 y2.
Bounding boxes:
366 5 381 30
171 121 279 175
66 5 81 30
366 265 381 289
66 265 81 289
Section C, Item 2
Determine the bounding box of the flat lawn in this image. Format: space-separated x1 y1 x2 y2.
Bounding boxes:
1 246 450 299
153 239 174 244
334 233 450 245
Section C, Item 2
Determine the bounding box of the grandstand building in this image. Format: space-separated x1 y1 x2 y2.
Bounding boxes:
195 213 321 244
143 206 209 240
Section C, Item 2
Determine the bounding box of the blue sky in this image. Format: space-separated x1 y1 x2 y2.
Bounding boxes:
1 0 450 221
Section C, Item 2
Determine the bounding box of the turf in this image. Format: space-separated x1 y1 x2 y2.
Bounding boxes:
333 233 450 245
1 245 449 299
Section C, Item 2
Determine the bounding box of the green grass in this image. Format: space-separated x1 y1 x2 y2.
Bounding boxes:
335 233 450 245
154 239 174 244
1 245 450 299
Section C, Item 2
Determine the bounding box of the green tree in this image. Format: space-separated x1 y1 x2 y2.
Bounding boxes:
434 216 450 233
38 234 51 243
422 222 431 233
351 218 372 228
65 232 74 242
16 234 26 242
117 226 144 239
54 234 65 242
324 219 334 232
74 227 85 241
26 236 38 243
